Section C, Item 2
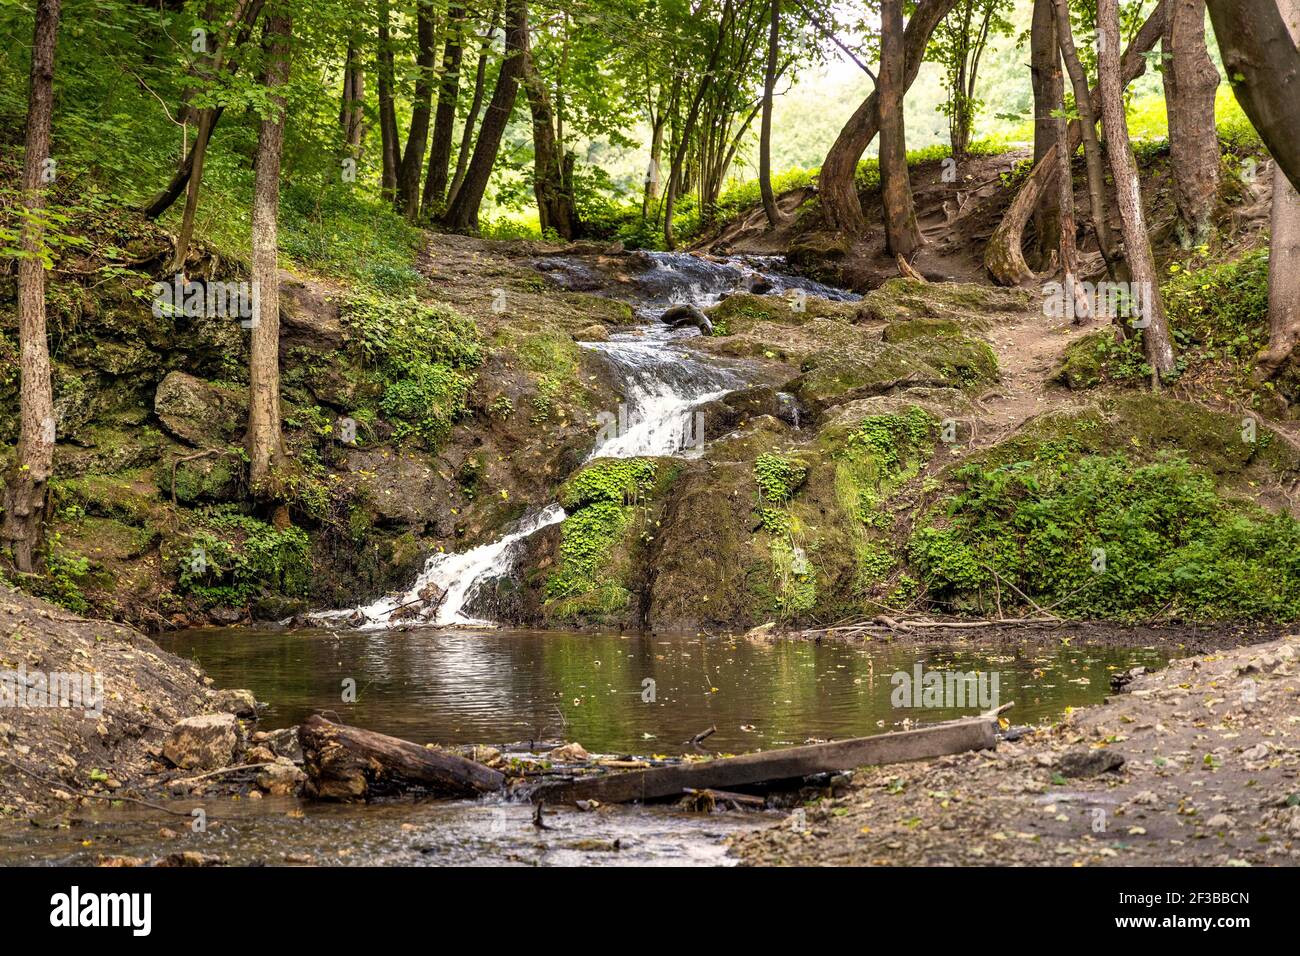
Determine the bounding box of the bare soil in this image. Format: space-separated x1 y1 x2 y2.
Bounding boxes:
730 633 1300 866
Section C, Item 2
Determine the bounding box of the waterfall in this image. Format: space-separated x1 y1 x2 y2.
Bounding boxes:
322 252 854 629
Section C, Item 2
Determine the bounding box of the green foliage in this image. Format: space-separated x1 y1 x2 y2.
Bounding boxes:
754 454 808 503
341 291 482 447
561 458 657 509
176 511 311 607
37 534 91 613
1163 249 1270 367
911 452 1300 621
546 500 633 600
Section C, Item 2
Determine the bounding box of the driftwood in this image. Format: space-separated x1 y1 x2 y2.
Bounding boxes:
299 714 504 801
537 718 997 806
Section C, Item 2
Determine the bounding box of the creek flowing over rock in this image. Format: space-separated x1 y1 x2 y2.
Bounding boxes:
325 252 857 629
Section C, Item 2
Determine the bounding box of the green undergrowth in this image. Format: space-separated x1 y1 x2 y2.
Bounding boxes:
173 509 311 608
910 450 1300 621
341 290 482 448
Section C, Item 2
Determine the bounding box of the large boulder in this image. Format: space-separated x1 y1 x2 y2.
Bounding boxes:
154 372 244 448
162 713 238 771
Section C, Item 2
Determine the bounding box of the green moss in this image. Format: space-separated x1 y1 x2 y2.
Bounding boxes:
561 458 658 508
174 510 311 607
909 451 1300 621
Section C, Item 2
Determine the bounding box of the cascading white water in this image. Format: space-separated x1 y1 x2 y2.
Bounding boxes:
324 252 856 629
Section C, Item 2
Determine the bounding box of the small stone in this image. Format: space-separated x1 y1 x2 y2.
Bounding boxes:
1057 748 1125 778
207 688 258 718
256 759 305 796
162 713 238 771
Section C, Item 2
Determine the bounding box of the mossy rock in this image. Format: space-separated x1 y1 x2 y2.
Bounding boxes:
157 451 244 504
788 342 947 410
1050 331 1111 390
154 371 246 448
881 318 964 343
54 425 166 477
856 278 1030 324
705 292 855 336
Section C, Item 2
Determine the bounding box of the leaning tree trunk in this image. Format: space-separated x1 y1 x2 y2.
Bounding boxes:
1164 0 1220 247
1053 0 1119 278
985 0 1168 285
520 4 579 239
421 2 465 219
1207 0 1300 194
2 0 61 573
1253 0 1300 382
818 0 958 235
396 0 437 220
879 0 922 261
759 0 781 229
247 10 291 496
1098 0 1176 384
442 0 526 232
1029 0 1063 269
447 4 499 211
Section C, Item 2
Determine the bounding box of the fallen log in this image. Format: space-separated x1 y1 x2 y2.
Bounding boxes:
537 718 996 806
299 714 505 802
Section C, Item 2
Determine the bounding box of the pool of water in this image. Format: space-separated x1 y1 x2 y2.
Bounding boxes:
156 626 1171 753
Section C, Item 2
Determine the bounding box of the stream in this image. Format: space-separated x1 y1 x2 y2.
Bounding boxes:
0 253 1179 866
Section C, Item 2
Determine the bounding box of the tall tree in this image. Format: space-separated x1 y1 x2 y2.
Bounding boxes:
443 0 527 232
447 5 500 211
1163 0 1220 247
1053 0 1118 278
1029 0 1063 268
758 0 781 229
818 0 957 235
422 2 466 219
2 0 61 572
339 38 366 155
879 0 922 261
377 0 401 200
521 1 580 238
1253 0 1300 382
396 0 438 220
929 0 1011 162
247 8 292 495
1098 0 1176 384
1206 0 1300 193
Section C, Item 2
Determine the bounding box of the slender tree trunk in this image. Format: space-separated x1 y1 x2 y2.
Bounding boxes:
421 2 465 219
396 0 437 220
1098 0 1176 383
1254 0 1300 382
2 0 61 573
520 2 579 239
1206 0 1300 194
642 96 668 218
759 0 781 229
879 0 922 261
1054 97 1088 321
339 40 365 153
1030 0 1063 269
1163 0 1220 247
377 0 400 201
1053 0 1119 277
984 0 1167 285
818 0 958 235
442 0 526 232
447 5 499 211
247 10 291 495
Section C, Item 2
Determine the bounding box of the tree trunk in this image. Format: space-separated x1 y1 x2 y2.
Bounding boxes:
985 0 1168 285
396 0 437 220
247 10 291 496
421 3 465 219
442 0 526 232
818 0 958 235
447 5 499 211
1206 0 1300 194
1163 0 1220 247
879 0 922 261
1030 0 1063 269
642 96 668 218
377 0 400 201
759 0 781 229
1254 0 1300 382
339 40 365 153
1053 0 1119 277
1098 0 1176 383
520 2 579 239
1 0 61 573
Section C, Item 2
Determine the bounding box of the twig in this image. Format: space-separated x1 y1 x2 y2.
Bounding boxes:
169 762 276 787
0 756 194 818
685 725 716 748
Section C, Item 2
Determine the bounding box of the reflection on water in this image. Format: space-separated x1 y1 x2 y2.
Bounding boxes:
157 627 1171 754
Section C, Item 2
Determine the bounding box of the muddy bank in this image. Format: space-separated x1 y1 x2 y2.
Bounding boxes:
0 588 214 814
730 633 1300 866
